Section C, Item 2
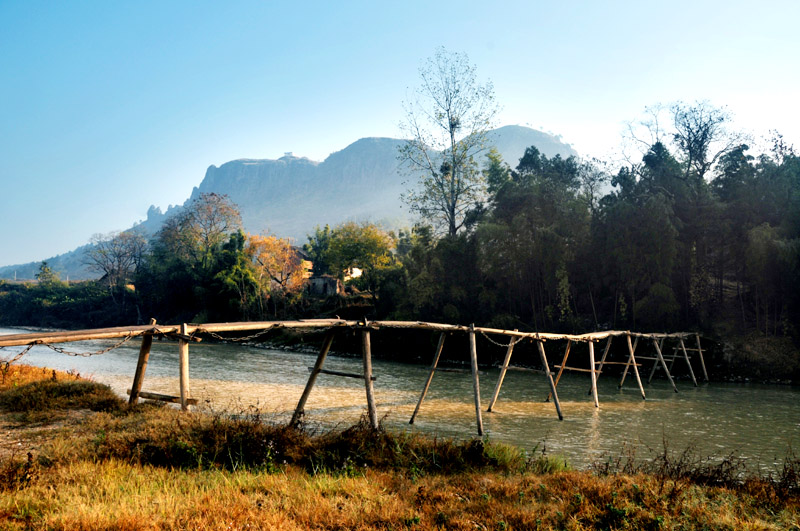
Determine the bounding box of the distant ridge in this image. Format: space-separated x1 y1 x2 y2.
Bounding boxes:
0 126 577 280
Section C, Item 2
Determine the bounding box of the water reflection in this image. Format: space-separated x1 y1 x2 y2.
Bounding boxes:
2 327 798 469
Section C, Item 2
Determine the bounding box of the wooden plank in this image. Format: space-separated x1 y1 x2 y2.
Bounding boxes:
505 365 543 373
292 331 335 426
0 324 180 348
126 390 198 405
362 328 378 429
469 325 484 436
129 318 156 405
410 333 446 424
308 368 376 380
554 365 602 373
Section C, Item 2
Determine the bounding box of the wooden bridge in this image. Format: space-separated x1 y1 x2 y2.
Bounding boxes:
0 319 708 436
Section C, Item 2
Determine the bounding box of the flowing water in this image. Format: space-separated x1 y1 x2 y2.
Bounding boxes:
2 327 798 470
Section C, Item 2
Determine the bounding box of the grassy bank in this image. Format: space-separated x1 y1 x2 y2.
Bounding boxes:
0 364 798 530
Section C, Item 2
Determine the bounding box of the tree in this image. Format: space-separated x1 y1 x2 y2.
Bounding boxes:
84 230 147 289
399 47 498 236
248 234 307 317
35 261 60 287
160 193 243 273
326 222 395 296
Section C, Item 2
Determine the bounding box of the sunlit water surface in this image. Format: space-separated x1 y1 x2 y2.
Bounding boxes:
2 327 798 470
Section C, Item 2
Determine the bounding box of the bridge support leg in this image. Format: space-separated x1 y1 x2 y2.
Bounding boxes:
469 325 484 436
696 334 709 382
291 331 335 426
487 336 515 412
588 337 613 396
410 333 446 424
589 341 599 408
129 318 156 405
679 337 698 386
538 340 563 420
362 329 379 429
653 337 678 392
624 334 646 400
178 323 190 411
546 340 571 402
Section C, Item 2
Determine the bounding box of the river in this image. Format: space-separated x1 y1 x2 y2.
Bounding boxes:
2 327 798 470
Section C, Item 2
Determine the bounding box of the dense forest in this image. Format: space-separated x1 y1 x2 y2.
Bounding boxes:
1 105 798 352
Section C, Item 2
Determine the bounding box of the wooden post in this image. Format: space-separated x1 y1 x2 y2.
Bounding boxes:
589 341 599 408
625 333 646 400
652 336 678 393
648 337 666 384
537 340 563 420
619 335 639 388
588 336 612 395
696 334 709 382
362 328 378 429
291 331 335 426
410 333 446 424
487 336 516 412
679 337 698 386
129 318 156 405
468 325 484 436
546 340 571 402
178 323 190 411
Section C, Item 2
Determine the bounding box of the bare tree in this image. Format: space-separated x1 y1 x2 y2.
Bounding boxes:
85 229 148 289
671 101 744 180
399 48 498 236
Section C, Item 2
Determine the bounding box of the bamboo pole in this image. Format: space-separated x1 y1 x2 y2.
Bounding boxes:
537 340 563 420
619 335 639 387
410 333 446 424
679 338 698 386
362 328 378 429
696 334 709 382
648 337 667 384
178 323 190 411
487 336 516 412
626 333 646 399
588 336 612 395
546 340 571 402
292 331 335 426
652 337 678 392
129 318 156 405
469 325 484 436
589 341 599 408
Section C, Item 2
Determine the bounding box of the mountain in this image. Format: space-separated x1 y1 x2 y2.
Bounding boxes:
0 126 576 280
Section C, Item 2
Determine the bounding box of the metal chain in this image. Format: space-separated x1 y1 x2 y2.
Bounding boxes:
195 327 276 343
42 334 136 357
1 343 36 370
479 330 525 349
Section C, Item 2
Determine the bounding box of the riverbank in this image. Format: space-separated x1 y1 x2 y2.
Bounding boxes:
1 364 798 530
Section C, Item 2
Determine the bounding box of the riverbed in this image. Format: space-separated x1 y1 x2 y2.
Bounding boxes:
2 327 798 470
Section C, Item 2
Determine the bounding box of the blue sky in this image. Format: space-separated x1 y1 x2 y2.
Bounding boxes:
1 0 798 265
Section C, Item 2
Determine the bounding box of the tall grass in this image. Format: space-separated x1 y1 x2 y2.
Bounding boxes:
0 365 798 529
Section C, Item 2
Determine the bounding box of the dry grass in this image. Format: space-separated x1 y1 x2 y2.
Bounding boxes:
0 364 798 530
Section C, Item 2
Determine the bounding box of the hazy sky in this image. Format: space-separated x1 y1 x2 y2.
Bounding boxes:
1 0 798 265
